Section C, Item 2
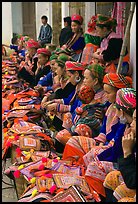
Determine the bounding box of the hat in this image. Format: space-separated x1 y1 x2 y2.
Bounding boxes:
49 54 58 61
26 40 39 49
87 63 105 84
71 14 83 25
87 15 97 32
96 14 117 29
78 85 95 104
65 61 85 71
115 88 136 114
103 73 133 88
56 54 70 67
37 48 51 56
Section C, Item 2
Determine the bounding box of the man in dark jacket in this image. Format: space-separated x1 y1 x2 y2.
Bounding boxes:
59 16 73 47
38 15 52 47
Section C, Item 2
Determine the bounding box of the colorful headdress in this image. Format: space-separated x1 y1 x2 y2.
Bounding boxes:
87 15 97 32
65 61 85 71
71 14 83 25
116 88 136 114
103 73 132 88
87 63 105 84
96 14 117 30
26 40 39 49
37 48 51 56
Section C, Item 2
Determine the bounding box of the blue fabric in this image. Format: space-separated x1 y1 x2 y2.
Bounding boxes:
63 90 75 105
71 36 85 51
37 71 53 86
98 122 126 162
10 44 18 52
19 49 26 57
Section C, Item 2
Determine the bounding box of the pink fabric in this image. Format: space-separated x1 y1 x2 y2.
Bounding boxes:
111 2 126 38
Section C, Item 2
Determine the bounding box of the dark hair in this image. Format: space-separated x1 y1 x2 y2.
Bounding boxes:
64 16 71 26
71 20 81 25
116 103 134 117
11 36 18 44
96 23 112 31
68 70 83 78
41 15 48 21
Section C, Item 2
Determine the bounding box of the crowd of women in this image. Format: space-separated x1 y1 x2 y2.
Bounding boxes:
2 13 136 202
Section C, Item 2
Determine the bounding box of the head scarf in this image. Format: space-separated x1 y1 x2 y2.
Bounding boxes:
71 14 83 25
49 54 58 61
65 61 85 71
87 15 97 32
78 85 95 104
116 88 136 115
20 36 30 42
87 63 105 84
103 73 132 88
96 14 117 30
37 48 51 56
56 54 70 67
26 40 39 49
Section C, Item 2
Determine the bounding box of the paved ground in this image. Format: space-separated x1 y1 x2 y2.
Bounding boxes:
2 158 18 202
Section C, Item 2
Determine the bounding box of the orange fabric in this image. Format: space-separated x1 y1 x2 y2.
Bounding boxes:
103 73 132 88
105 63 116 73
85 175 106 197
2 98 11 114
62 144 85 165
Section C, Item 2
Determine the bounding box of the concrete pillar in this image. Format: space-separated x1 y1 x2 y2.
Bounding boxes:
11 2 23 36
130 6 136 89
35 2 53 40
2 2 13 44
85 2 96 31
61 2 69 28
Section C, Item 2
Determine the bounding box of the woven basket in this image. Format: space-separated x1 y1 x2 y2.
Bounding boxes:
11 145 28 199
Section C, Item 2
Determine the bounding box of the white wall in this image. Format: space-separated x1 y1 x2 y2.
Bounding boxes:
11 2 23 36
130 6 136 89
2 2 13 44
85 2 96 31
35 2 52 40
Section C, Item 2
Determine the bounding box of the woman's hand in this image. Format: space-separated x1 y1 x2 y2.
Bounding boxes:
94 109 105 121
122 131 136 158
46 103 57 113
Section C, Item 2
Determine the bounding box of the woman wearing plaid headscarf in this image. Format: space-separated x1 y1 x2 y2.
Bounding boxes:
62 73 133 199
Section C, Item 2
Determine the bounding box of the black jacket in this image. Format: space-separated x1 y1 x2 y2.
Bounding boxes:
59 26 73 47
117 153 136 189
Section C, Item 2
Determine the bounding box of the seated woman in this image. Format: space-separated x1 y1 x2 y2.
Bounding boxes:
62 73 132 198
40 54 76 102
81 15 102 65
18 39 40 87
62 14 85 61
92 14 129 74
103 103 136 202
35 48 51 85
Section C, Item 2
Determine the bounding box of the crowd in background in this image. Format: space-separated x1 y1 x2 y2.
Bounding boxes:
2 13 136 202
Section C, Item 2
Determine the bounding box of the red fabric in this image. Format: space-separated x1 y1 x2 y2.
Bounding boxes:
71 14 83 24
65 61 85 71
62 143 85 165
103 73 133 88
85 175 106 198
26 40 39 48
37 48 51 56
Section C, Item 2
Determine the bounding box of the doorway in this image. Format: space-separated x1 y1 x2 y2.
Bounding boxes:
22 2 36 40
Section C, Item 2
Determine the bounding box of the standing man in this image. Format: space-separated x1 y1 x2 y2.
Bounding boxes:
38 15 52 47
59 16 73 47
